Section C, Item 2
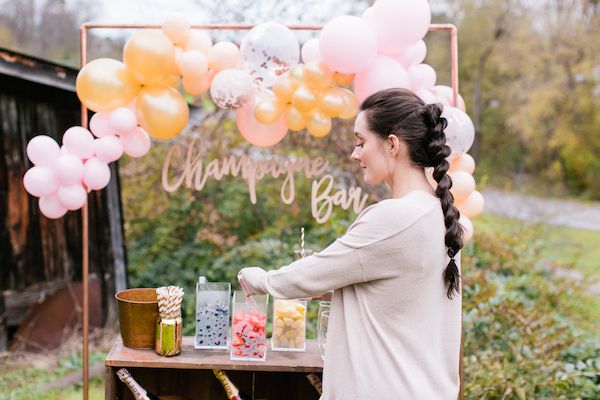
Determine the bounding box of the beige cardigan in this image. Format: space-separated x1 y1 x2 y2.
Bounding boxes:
241 191 461 399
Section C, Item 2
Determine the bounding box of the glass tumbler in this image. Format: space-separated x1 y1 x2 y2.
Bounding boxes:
230 291 269 361
195 281 231 349
317 301 330 361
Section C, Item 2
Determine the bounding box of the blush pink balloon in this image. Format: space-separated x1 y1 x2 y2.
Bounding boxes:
370 0 431 54
63 126 95 159
89 113 116 138
459 214 474 243
449 170 476 202
83 157 111 190
431 85 466 112
301 38 322 64
55 153 84 185
392 40 427 68
354 55 410 104
415 89 437 104
93 136 123 163
109 107 137 134
23 166 60 197
409 63 437 91
236 101 288 147
120 127 152 158
57 184 88 211
39 193 67 219
319 15 377 74
26 135 60 167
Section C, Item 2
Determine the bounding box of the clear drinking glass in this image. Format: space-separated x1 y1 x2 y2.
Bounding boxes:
230 291 269 361
317 301 330 361
195 281 231 349
294 249 314 260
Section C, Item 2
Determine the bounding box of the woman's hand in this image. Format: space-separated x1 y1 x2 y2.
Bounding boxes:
237 267 267 296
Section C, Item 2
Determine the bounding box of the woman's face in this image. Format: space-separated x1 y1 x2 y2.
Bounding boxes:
351 111 391 185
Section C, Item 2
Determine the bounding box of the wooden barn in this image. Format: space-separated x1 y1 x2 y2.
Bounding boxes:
0 47 126 351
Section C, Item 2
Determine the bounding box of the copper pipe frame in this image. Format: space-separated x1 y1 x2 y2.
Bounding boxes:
79 22 460 400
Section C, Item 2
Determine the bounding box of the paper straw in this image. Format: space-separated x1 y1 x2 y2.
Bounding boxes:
300 227 305 256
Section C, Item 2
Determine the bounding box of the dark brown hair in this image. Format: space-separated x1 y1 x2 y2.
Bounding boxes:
360 88 463 299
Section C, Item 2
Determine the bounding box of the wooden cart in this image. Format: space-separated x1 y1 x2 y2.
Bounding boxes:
105 336 323 400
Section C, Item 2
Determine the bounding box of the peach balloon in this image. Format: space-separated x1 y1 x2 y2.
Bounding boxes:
303 61 334 92
449 170 476 202
182 69 216 96
136 86 189 140
185 30 213 55
123 30 176 85
449 153 475 174
306 109 332 138
76 58 140 113
333 72 354 87
284 105 306 131
319 88 345 117
337 88 358 119
162 13 190 46
273 77 299 103
236 101 288 147
291 85 317 112
456 190 484 219
179 50 209 79
207 41 241 72
254 98 286 125
459 214 474 243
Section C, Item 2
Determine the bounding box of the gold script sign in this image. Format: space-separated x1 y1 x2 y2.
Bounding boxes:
161 138 368 224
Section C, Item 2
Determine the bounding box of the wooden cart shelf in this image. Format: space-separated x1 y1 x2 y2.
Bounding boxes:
105 336 323 400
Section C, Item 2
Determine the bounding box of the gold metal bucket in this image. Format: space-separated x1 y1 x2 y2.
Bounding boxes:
115 288 158 349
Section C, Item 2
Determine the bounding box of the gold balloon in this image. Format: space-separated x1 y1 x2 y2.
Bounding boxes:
338 88 359 119
182 70 215 96
291 84 317 112
333 72 354 87
288 64 305 82
75 58 141 113
303 61 334 92
306 109 332 138
284 105 306 131
136 86 189 140
273 77 299 103
319 88 345 117
123 30 176 85
254 98 286 125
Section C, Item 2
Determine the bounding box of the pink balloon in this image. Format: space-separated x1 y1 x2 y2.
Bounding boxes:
63 126 95 159
449 170 476 202
26 135 60 167
392 40 427 68
409 63 437 91
120 127 151 158
57 184 87 211
236 101 288 147
354 55 410 104
459 214 474 243
39 193 67 219
301 38 322 64
55 153 84 185
361 7 374 22
370 0 431 54
89 113 115 138
442 107 475 157
109 107 137 134
23 166 60 197
319 15 377 74
415 89 437 104
83 157 111 190
431 85 466 112
94 136 123 163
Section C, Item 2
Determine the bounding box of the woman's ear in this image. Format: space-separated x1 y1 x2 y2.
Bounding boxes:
387 134 402 157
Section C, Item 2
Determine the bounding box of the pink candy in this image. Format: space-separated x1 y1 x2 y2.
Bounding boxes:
231 309 267 359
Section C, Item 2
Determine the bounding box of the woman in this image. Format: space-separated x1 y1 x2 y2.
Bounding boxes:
238 88 463 400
